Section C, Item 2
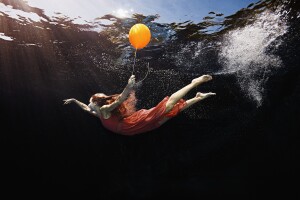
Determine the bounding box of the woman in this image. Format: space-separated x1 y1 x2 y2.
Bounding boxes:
63 74 216 136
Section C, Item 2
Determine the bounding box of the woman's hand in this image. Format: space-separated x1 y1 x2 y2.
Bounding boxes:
128 75 136 88
63 98 76 105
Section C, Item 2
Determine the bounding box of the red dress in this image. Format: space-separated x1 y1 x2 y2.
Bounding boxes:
99 96 186 135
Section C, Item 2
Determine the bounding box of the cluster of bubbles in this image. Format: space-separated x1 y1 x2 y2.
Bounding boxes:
219 7 288 106
167 5 289 107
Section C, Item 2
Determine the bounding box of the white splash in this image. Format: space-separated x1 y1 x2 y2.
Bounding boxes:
0 32 13 41
219 8 288 106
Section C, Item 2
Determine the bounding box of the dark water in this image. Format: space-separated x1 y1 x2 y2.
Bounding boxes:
1 0 299 198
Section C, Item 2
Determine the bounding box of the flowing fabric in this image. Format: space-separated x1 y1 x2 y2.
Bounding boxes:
99 96 186 135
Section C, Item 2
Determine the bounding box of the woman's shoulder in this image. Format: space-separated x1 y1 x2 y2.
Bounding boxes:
99 105 110 110
99 106 112 119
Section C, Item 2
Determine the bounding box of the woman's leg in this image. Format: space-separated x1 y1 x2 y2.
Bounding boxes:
181 92 216 111
165 75 212 113
158 92 216 125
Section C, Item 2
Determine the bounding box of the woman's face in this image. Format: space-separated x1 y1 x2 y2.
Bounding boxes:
88 102 97 111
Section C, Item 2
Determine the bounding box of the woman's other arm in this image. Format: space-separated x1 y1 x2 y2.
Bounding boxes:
63 98 98 117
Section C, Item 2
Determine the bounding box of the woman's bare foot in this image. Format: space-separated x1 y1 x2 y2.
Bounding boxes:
192 75 213 85
196 92 216 100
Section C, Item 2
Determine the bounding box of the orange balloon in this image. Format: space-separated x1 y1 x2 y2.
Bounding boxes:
129 23 151 49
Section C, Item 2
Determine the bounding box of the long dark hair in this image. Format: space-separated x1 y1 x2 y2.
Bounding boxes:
91 92 137 119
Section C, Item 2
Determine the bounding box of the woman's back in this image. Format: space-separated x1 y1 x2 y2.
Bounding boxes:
99 96 186 135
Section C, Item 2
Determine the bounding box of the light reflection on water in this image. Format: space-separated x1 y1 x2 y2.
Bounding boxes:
0 0 299 110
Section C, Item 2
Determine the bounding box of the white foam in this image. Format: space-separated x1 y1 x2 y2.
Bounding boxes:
219 8 288 106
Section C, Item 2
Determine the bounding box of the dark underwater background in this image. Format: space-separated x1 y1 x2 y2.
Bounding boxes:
0 0 299 198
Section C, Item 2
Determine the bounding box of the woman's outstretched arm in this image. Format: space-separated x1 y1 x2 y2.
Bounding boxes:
64 98 98 117
101 75 135 112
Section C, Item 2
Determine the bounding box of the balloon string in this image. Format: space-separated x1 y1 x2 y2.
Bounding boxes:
136 62 150 85
131 48 150 84
131 48 137 75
